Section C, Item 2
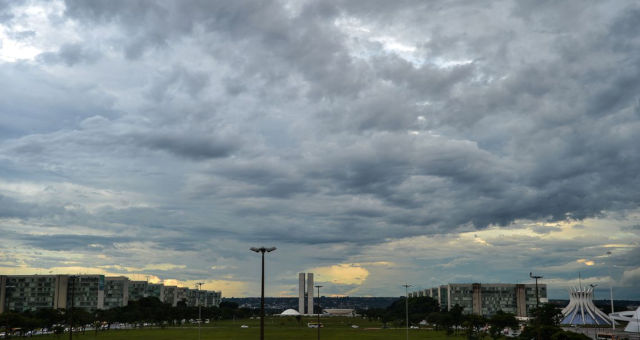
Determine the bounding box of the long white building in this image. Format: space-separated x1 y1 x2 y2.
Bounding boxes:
0 274 221 313
410 282 547 317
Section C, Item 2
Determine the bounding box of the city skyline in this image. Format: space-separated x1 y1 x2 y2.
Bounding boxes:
0 1 639 300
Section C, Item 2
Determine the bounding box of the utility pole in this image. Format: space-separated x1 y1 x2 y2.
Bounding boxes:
315 285 323 340
606 251 615 330
196 282 204 340
250 247 276 340
402 284 412 340
529 272 543 308
69 276 76 340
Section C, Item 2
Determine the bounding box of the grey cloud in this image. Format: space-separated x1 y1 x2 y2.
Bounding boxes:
8 30 35 40
18 233 132 252
2 0 640 297
133 133 238 160
531 225 563 234
0 0 14 23
0 195 57 219
146 65 210 101
46 0 640 237
37 43 101 66
0 63 117 138
621 224 640 231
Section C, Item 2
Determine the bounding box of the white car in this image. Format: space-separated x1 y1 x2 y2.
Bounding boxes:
240 325 249 328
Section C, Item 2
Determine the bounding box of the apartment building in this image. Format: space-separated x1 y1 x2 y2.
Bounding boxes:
410 282 547 317
1 275 222 313
104 276 129 309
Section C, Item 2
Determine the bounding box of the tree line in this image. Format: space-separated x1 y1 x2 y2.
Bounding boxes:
0 297 251 338
358 296 590 339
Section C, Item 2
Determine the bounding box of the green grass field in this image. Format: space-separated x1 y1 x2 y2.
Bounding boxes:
39 317 467 340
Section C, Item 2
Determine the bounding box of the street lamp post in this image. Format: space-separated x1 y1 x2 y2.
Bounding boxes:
315 285 323 340
606 251 615 330
250 247 277 340
402 284 412 340
529 272 543 308
196 282 204 340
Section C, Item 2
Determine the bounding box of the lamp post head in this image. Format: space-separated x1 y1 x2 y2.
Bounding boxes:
250 247 277 253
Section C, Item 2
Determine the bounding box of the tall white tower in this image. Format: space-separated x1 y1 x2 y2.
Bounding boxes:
307 273 314 314
298 273 305 314
298 272 315 314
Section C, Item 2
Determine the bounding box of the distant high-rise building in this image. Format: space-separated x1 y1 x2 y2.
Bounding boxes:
104 276 129 309
204 290 221 307
411 283 547 317
146 283 164 301
67 275 105 311
307 273 314 314
298 273 305 314
0 275 69 313
0 275 221 313
128 280 148 301
298 272 315 314
177 287 189 306
163 286 178 306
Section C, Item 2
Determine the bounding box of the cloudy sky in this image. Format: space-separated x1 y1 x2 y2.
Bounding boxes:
1 0 639 300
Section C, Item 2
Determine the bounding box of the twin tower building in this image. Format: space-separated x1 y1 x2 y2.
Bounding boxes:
298 272 315 314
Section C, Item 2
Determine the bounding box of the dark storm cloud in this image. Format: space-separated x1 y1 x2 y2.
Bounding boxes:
0 0 14 22
0 64 117 138
18 233 132 252
146 65 210 101
0 195 58 219
38 1 638 239
133 133 238 160
2 0 640 297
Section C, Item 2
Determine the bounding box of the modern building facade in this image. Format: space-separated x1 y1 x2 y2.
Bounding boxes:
298 272 315 314
1 275 222 313
104 276 129 309
67 275 105 311
128 280 148 301
0 275 69 313
204 291 221 307
410 283 547 317
163 286 178 307
177 287 189 306
146 283 165 301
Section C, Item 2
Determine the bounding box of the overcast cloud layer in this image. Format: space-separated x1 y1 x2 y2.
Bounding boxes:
0 0 639 299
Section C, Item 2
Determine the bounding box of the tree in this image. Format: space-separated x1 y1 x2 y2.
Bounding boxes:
427 311 454 334
462 314 486 340
529 303 563 328
384 296 440 325
487 311 518 339
449 304 465 335
0 311 25 339
519 303 587 340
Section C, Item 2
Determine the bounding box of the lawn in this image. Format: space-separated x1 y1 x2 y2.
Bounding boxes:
38 317 467 340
